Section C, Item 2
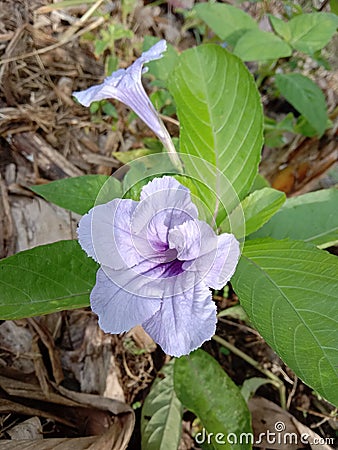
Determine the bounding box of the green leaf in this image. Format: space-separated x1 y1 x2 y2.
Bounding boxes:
275 73 327 136
194 3 258 46
94 38 109 56
112 148 158 164
269 15 291 41
241 377 274 403
232 238 338 407
221 188 286 239
249 173 270 193
101 101 118 118
30 175 122 215
168 45 263 218
174 349 252 450
122 153 178 201
330 0 338 15
264 113 295 148
250 188 338 248
150 89 176 116
288 13 338 54
0 240 97 320
217 305 250 322
141 361 183 450
106 55 118 75
234 29 292 61
294 115 320 138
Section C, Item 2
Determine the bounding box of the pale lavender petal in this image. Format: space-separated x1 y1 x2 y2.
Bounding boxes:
142 279 216 357
130 177 198 262
168 219 240 289
168 219 201 260
78 175 241 357
140 176 193 202
91 268 161 333
99 255 185 300
203 233 240 289
72 69 125 106
77 198 143 270
138 39 167 65
73 41 169 144
76 209 99 263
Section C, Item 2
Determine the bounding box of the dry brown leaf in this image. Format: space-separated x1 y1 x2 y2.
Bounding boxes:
0 398 75 428
11 132 84 179
10 197 78 253
0 321 34 373
27 318 64 385
31 336 51 398
292 419 334 450
0 420 134 450
55 384 132 416
7 417 43 440
0 436 98 449
0 373 135 448
249 397 334 450
0 374 81 407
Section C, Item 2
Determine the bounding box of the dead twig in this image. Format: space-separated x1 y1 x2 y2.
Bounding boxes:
0 17 105 66
11 132 84 179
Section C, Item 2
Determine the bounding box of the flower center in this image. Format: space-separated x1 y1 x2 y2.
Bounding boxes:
160 255 184 278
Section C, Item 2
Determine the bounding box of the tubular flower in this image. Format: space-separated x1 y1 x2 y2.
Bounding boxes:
73 40 181 170
78 176 240 357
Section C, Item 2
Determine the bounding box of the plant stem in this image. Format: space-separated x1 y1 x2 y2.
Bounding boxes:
213 334 286 409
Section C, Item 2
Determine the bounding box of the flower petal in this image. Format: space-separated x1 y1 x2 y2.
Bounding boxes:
78 198 144 269
73 41 169 145
133 176 198 235
99 257 184 300
203 232 240 289
168 219 240 289
73 41 166 107
140 176 193 203
142 278 216 357
168 219 201 260
137 39 167 65
91 267 161 333
72 69 125 106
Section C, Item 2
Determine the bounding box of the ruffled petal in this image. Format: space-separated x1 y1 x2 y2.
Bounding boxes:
142 279 216 357
140 176 194 205
203 233 240 289
168 219 201 260
77 198 144 269
138 39 167 65
168 219 240 289
133 177 198 239
90 268 161 333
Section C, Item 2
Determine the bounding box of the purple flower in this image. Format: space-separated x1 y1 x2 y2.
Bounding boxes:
78 176 240 356
73 40 182 171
